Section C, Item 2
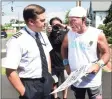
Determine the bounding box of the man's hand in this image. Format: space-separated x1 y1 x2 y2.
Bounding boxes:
20 87 25 96
6 68 26 96
87 63 100 74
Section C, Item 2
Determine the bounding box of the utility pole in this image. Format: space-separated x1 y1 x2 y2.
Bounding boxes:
18 12 20 30
76 0 81 6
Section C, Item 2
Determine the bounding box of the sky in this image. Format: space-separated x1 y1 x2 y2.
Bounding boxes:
1 1 90 25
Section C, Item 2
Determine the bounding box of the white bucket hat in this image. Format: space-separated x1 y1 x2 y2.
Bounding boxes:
68 6 87 17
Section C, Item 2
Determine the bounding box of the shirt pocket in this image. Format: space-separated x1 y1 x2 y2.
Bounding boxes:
21 46 40 63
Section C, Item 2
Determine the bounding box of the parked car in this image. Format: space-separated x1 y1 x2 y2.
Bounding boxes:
1 31 7 38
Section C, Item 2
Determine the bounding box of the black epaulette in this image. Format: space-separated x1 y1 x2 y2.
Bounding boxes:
13 32 22 38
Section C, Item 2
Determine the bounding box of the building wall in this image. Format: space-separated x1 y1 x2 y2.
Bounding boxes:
95 11 108 28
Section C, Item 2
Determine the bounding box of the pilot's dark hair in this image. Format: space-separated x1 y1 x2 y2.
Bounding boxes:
23 4 45 23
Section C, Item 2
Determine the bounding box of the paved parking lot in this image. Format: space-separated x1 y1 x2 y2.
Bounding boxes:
1 72 112 99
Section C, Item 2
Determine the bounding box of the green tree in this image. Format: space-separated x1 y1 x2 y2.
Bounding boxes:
98 23 112 44
1 25 5 30
98 2 112 44
1 23 12 30
10 19 24 24
98 22 112 37
10 19 16 24
103 2 112 24
64 10 70 24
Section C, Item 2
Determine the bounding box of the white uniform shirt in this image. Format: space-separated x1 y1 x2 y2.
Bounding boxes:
3 26 52 78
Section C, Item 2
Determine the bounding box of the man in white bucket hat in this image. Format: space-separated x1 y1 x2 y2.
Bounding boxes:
61 6 110 99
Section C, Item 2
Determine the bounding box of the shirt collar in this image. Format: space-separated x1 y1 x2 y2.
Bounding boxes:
25 26 37 39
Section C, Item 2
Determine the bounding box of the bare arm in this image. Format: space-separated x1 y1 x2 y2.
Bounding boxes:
61 34 71 74
6 69 25 96
48 55 51 73
61 34 68 59
97 32 110 64
88 32 110 73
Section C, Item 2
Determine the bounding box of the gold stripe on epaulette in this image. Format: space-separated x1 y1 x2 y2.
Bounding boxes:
13 32 22 38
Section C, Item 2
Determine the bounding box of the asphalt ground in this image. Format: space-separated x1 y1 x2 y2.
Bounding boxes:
1 39 112 99
1 72 112 99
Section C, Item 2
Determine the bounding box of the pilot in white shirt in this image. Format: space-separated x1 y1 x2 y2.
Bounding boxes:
4 26 52 78
3 4 53 99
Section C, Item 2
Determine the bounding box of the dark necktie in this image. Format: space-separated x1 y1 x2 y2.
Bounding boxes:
35 33 49 77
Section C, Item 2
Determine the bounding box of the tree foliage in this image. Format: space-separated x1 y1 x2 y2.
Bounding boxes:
98 2 112 44
103 3 112 24
10 19 16 24
10 19 24 24
98 22 112 37
1 23 12 30
98 23 112 44
64 10 70 24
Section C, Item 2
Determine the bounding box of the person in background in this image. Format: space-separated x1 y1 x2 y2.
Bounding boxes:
61 6 110 99
3 4 53 99
46 25 52 37
48 17 69 99
1 29 7 38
